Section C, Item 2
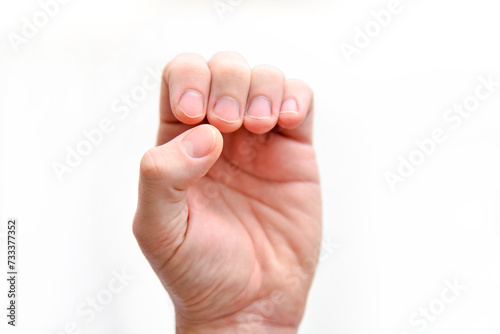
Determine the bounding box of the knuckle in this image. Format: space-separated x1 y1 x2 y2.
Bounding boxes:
165 53 209 82
211 51 245 62
213 62 250 80
287 78 314 98
209 54 250 79
287 78 307 89
303 80 314 97
140 149 165 181
252 64 284 81
170 52 205 66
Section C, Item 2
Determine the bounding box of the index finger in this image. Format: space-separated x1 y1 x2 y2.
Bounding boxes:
158 53 211 144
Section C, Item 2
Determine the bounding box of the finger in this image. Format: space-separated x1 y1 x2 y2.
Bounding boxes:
158 53 211 145
243 65 284 134
160 53 211 124
133 124 223 260
206 52 251 133
276 79 314 143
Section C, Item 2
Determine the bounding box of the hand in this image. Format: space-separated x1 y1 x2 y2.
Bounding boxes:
133 52 322 334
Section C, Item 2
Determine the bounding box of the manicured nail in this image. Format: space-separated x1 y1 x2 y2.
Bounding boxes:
178 90 204 118
182 126 216 158
247 96 272 119
280 98 298 114
213 96 240 123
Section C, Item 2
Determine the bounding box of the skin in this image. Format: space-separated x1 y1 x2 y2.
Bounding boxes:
133 52 322 333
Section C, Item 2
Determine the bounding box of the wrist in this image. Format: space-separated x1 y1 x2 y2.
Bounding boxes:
176 323 298 334
175 313 299 334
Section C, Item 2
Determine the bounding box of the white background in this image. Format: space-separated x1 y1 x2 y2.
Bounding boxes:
1 0 500 333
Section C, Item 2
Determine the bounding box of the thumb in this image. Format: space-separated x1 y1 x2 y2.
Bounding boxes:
133 124 223 259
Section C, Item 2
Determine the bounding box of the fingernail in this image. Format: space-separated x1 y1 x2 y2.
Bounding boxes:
213 96 240 123
247 96 272 119
178 90 204 118
280 98 298 114
182 126 216 158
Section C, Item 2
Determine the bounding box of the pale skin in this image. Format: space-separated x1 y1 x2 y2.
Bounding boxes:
132 52 322 333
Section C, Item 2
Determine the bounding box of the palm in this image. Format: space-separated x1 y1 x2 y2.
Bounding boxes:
158 128 321 324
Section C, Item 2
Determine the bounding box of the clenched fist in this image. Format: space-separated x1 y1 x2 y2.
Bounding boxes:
133 52 322 334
